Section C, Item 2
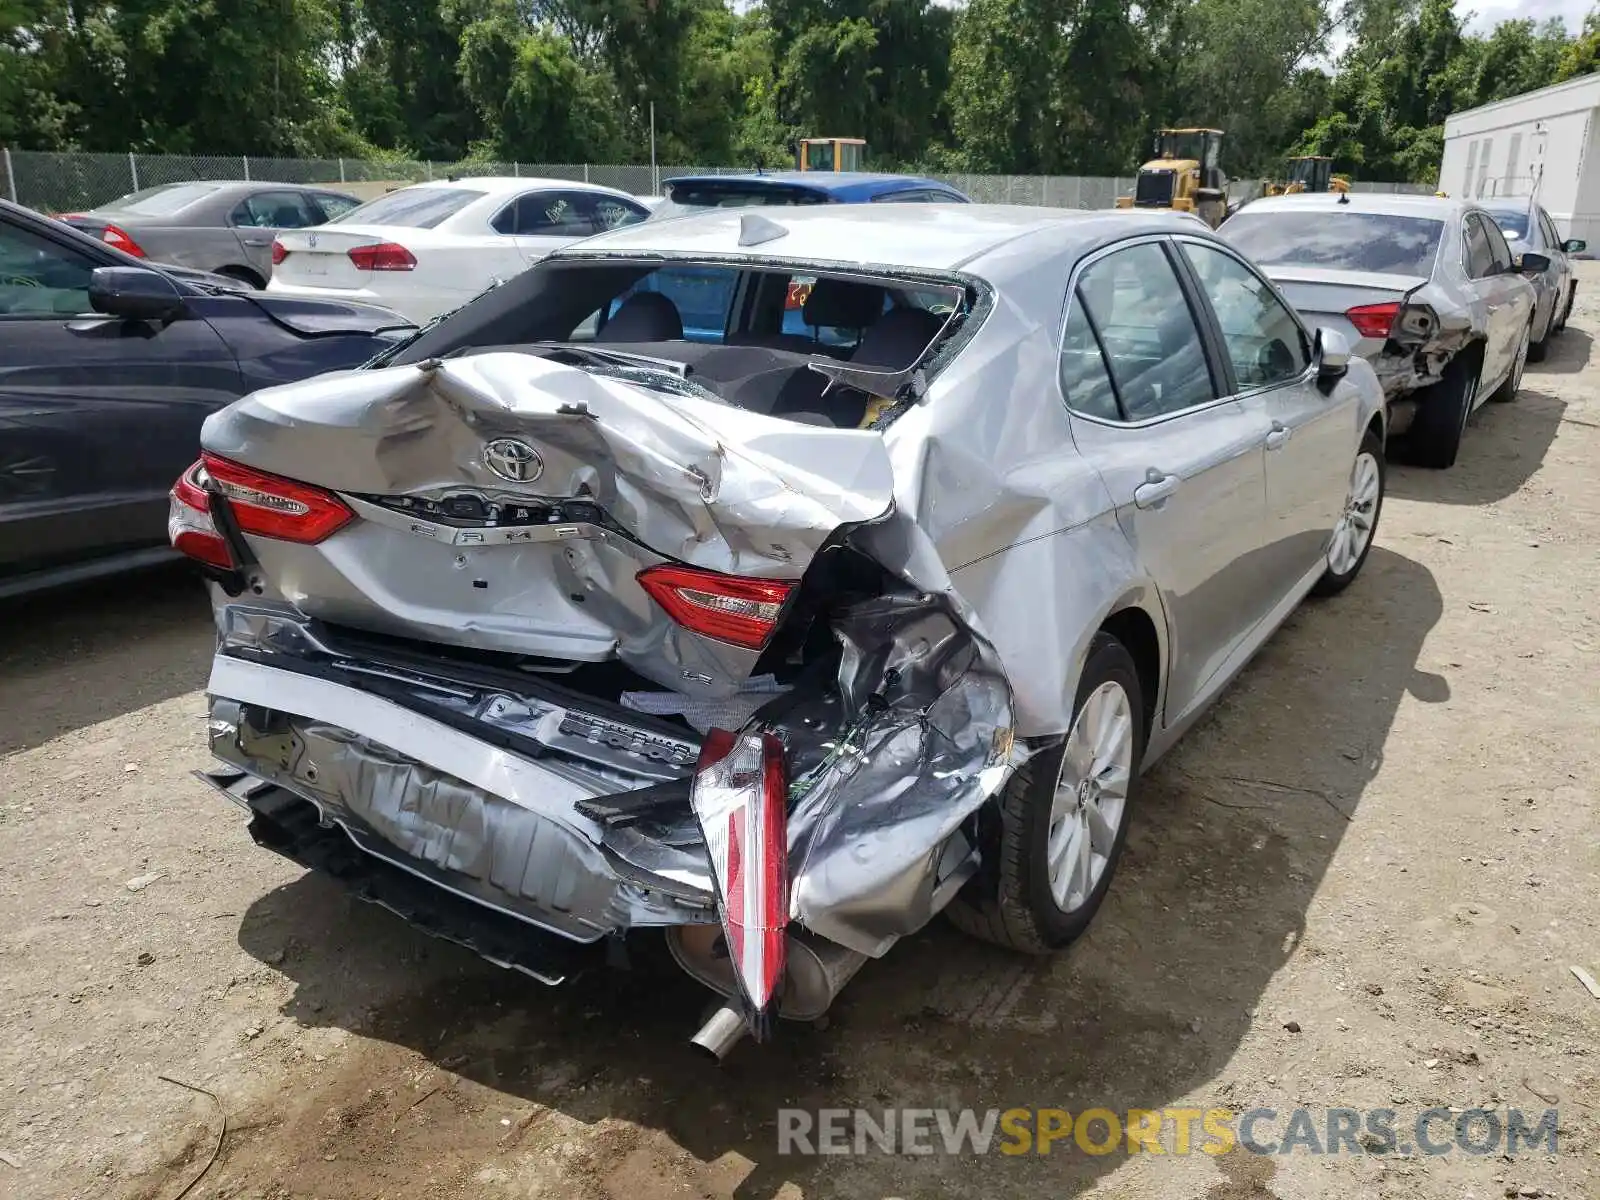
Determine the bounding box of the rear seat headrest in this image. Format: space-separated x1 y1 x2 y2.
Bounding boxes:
801 278 886 330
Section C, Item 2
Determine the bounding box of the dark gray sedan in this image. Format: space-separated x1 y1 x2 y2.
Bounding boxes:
59 181 362 288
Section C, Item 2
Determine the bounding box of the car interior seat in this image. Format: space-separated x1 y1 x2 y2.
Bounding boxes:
599 291 685 342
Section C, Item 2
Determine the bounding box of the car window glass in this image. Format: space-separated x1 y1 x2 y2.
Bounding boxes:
314 193 362 221
1483 208 1528 239
513 192 597 237
0 221 95 317
1463 215 1496 279
606 265 740 343
592 196 648 231
1481 217 1513 271
1077 242 1216 419
872 189 927 203
1059 293 1121 420
1181 242 1308 389
1538 210 1561 249
232 191 320 229
1221 211 1443 276
108 183 222 215
332 187 482 229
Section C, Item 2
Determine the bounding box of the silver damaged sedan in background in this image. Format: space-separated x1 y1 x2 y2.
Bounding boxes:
173 204 1388 1056
1222 192 1541 470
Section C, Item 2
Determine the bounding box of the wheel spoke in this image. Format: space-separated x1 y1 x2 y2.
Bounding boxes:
1084 797 1117 849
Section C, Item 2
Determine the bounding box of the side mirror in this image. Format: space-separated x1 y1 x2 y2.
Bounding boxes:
1563 238 1587 255
89 266 186 322
1315 327 1351 390
1514 251 1551 274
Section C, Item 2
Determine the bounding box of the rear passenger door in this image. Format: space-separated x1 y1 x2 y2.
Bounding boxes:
1060 237 1272 725
230 190 324 280
1463 212 1517 389
1178 237 1350 598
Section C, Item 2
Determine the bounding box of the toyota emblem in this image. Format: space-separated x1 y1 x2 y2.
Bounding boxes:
483 438 544 483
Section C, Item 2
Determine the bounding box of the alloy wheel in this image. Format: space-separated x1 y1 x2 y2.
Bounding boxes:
1327 450 1381 576
1047 681 1135 913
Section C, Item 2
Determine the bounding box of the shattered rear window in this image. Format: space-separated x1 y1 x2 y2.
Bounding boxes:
1221 211 1444 276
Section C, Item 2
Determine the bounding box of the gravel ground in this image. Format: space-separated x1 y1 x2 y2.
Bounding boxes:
2 267 1598 1200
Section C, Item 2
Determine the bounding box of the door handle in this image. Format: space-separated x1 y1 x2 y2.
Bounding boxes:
241 237 272 247
1133 469 1181 509
1265 422 1292 450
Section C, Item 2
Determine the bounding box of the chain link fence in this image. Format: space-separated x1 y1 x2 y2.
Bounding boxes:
0 150 1436 215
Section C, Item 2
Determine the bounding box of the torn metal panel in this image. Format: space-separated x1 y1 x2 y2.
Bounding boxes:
765 592 1020 956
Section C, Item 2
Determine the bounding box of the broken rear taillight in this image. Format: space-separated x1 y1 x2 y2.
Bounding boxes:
692 728 789 1033
1346 301 1401 340
200 452 353 543
169 454 354 567
636 565 795 650
168 460 232 569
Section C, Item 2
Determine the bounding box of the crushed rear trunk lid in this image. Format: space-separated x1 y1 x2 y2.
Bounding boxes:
199 351 897 694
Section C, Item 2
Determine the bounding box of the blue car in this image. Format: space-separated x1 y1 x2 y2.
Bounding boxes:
622 172 970 342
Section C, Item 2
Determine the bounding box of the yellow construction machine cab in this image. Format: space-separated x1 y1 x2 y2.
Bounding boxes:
1117 128 1228 228
1266 156 1352 196
796 138 866 172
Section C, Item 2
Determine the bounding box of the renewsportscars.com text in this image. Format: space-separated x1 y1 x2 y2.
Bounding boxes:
776 1106 1561 1157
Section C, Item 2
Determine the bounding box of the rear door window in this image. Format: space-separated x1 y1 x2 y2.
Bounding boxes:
1481 217 1513 273
1538 209 1562 250
1463 214 1497 278
1058 299 1122 421
232 191 321 229
508 191 600 237
312 193 362 222
1075 241 1217 420
1221 211 1444 276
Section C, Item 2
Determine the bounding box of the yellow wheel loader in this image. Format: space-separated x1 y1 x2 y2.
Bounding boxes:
1116 128 1229 228
1263 156 1351 196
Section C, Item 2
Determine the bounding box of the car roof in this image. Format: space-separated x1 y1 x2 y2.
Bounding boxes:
385 176 637 200
664 171 962 200
1238 192 1469 219
564 202 1202 273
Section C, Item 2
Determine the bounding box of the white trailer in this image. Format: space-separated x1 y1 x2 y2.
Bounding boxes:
1440 74 1600 249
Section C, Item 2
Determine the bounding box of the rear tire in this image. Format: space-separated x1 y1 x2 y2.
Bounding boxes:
946 633 1145 953
1312 429 1385 597
1404 345 1480 469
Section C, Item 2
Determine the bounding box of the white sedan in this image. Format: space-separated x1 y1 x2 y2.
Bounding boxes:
266 178 651 323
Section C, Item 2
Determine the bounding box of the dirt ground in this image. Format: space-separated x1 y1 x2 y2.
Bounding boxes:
2 269 1598 1200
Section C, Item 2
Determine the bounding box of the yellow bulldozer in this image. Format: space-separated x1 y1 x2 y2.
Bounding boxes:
1264 155 1351 196
1116 127 1229 229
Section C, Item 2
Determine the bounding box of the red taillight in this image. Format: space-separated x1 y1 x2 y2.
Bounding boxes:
270 238 287 266
168 461 233 569
100 223 146 258
1346 301 1401 340
347 241 416 271
199 452 353 543
691 728 789 1028
636 565 796 650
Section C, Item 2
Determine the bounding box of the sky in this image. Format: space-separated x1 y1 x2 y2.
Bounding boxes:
1456 0 1590 33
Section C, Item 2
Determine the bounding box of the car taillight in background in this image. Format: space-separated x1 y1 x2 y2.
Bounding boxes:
99 223 146 258
347 242 416 271
691 727 789 1032
1345 301 1401 340
270 239 287 266
636 564 796 650
168 453 355 567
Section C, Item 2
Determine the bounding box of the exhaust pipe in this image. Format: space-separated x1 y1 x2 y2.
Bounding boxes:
689 1003 749 1061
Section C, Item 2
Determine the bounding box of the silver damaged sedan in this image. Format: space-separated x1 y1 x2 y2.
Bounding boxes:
173 204 1388 1056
